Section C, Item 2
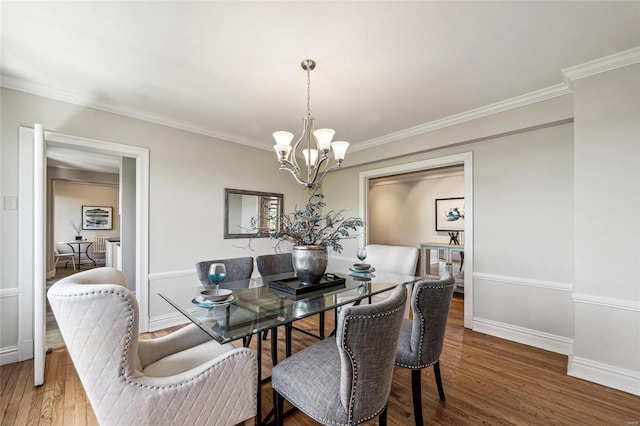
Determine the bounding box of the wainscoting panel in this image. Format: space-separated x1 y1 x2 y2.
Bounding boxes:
147 269 200 332
0 287 20 365
570 294 640 396
473 272 575 345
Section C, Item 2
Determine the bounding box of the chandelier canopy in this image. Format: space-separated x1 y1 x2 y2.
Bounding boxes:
273 59 349 189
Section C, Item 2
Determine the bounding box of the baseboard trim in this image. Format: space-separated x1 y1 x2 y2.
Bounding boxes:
148 311 190 332
473 316 573 355
0 345 18 365
568 355 640 396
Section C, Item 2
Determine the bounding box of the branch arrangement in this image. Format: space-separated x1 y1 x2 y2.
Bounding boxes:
252 191 364 253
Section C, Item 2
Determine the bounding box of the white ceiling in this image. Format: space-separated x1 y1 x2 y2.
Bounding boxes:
47 145 121 174
2 1 639 153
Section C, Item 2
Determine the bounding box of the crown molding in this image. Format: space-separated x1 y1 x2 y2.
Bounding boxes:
0 74 271 151
350 83 572 152
562 47 640 88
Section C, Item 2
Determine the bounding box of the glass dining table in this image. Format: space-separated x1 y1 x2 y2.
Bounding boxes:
158 260 421 425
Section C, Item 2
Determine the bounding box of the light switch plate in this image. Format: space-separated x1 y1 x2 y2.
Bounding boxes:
4 196 18 210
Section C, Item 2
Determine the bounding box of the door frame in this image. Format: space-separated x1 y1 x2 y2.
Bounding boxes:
358 152 474 328
17 127 150 365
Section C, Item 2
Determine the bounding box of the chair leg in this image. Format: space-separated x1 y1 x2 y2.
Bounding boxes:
411 369 423 426
319 311 325 339
242 335 252 347
434 360 446 402
379 405 388 426
275 391 285 426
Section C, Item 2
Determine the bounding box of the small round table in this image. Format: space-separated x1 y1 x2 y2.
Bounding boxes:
65 240 96 268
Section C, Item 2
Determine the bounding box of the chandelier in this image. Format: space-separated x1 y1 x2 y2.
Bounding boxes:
273 59 349 189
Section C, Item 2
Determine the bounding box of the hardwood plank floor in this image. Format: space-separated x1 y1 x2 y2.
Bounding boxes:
2 297 638 425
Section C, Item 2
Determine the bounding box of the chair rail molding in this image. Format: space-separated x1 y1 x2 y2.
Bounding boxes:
473 272 573 292
0 287 19 298
572 293 640 312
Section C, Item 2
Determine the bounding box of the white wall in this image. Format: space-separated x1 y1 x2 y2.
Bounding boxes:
53 181 120 243
368 170 464 248
323 60 640 396
569 63 640 395
0 87 309 363
325 119 576 349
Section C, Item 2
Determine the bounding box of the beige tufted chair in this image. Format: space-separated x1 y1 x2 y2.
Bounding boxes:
47 267 257 426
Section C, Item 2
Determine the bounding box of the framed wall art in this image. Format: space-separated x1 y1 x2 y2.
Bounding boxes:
82 206 113 230
435 197 465 232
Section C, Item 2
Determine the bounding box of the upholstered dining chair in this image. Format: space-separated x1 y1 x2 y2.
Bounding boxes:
255 252 294 277
196 257 256 346
395 271 456 426
256 252 325 342
363 244 419 316
272 284 407 426
53 243 76 271
196 256 254 289
47 267 257 426
365 244 419 275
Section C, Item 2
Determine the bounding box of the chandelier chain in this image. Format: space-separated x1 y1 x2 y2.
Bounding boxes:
306 66 311 115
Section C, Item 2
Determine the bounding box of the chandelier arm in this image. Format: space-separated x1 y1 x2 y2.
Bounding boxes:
308 154 330 186
281 165 315 188
278 160 299 174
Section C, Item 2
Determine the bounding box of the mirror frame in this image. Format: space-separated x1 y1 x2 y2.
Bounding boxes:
224 188 284 239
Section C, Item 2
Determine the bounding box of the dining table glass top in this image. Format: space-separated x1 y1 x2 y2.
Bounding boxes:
158 262 421 344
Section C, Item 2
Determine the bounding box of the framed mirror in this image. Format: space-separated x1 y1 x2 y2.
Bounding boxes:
224 188 283 239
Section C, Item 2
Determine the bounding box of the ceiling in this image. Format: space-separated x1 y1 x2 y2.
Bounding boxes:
47 145 121 174
2 1 639 154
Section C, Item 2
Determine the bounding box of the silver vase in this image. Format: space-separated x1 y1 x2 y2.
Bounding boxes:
292 245 328 285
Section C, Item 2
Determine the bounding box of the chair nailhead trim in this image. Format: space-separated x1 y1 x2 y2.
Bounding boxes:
51 289 259 392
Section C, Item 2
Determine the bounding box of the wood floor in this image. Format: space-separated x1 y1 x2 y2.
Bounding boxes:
2 297 638 425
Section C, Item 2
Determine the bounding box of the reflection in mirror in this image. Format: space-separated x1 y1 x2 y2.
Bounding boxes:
224 189 283 239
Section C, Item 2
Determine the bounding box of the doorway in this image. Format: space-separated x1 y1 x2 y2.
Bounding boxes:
17 126 149 385
46 149 122 349
358 152 474 328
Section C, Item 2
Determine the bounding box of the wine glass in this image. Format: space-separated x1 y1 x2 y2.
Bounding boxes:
208 263 227 292
356 247 367 262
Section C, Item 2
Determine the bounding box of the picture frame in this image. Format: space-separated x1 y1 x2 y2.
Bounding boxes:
82 206 113 230
435 197 465 231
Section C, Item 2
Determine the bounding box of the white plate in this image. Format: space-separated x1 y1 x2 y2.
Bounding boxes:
348 267 376 274
192 294 236 308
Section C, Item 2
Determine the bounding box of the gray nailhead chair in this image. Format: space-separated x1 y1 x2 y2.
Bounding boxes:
255 252 294 277
195 257 254 290
395 271 456 425
272 284 407 426
196 257 255 346
256 252 325 342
